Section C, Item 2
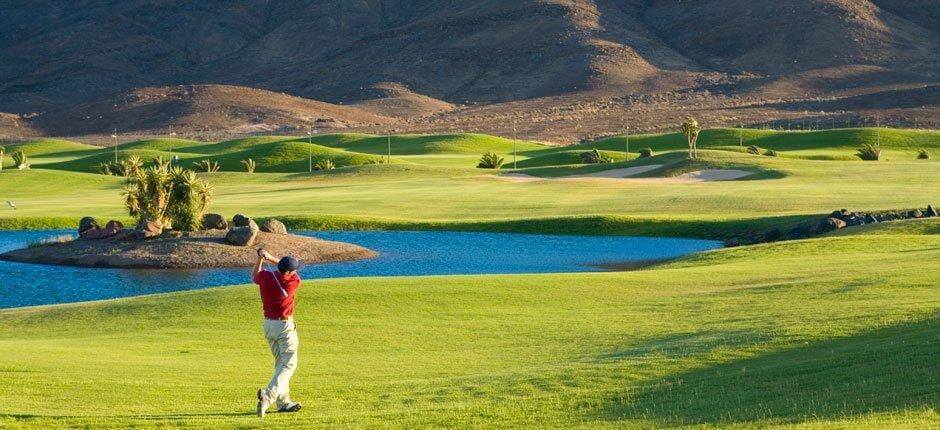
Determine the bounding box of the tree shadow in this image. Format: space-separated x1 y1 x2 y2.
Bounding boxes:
592 316 939 426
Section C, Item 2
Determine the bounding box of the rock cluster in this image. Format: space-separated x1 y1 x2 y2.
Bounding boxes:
74 214 289 247
789 205 937 239
78 217 127 240
725 204 938 247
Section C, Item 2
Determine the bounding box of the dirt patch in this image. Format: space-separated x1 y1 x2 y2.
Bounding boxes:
0 230 376 269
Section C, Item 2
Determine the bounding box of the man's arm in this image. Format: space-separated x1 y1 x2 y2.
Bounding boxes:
252 249 279 280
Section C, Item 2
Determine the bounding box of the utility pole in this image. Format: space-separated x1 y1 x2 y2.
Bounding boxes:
739 125 743 150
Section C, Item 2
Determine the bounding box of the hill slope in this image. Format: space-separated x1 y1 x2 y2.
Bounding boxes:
1 0 936 124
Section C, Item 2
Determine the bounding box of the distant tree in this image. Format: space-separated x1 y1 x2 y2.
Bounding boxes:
681 118 701 160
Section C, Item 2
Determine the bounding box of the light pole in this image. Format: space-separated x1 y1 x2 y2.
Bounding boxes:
625 124 630 158
307 128 318 173
512 122 517 169
112 129 118 163
387 130 392 164
739 125 743 150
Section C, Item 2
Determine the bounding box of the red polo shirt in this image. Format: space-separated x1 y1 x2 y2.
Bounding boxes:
253 269 301 319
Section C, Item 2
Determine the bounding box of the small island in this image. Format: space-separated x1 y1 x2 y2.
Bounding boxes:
0 160 375 269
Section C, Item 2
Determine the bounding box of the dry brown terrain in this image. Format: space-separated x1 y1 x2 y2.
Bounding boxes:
0 0 936 142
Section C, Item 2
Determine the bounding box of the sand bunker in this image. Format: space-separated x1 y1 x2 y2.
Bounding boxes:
496 167 752 183
0 230 377 269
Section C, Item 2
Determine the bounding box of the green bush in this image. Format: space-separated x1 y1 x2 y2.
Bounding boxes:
764 149 778 157
856 143 881 161
477 152 504 169
580 149 611 164
746 145 762 155
917 149 930 160
638 148 653 158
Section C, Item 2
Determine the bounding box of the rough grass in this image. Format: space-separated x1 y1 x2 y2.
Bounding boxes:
0 229 936 428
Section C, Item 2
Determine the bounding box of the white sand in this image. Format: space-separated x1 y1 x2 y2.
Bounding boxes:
494 167 752 183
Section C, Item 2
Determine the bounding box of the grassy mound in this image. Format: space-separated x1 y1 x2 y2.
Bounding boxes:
211 141 390 172
2 138 98 156
311 133 547 155
0 229 936 428
511 149 634 168
115 138 204 152
42 149 181 173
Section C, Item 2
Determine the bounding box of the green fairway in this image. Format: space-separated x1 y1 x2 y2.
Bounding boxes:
0 223 937 428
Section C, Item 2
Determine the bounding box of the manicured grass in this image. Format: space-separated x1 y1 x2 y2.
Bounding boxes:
0 226 936 428
2 148 936 235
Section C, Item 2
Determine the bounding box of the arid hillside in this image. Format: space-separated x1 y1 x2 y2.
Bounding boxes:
1 0 937 141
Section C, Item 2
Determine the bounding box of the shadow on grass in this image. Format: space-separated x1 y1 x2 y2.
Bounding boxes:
593 316 939 426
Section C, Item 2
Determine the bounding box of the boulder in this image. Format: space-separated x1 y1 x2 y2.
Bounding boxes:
134 219 163 240
842 213 866 227
78 216 100 238
261 218 287 234
818 217 846 232
926 205 938 217
830 209 847 219
83 220 124 240
225 225 258 246
909 209 924 219
232 214 252 227
202 213 228 230
864 214 879 224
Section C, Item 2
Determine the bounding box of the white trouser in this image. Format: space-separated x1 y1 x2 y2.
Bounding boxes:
262 318 299 408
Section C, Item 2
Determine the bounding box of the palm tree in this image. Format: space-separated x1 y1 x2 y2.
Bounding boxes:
681 118 701 160
123 155 144 176
241 158 256 173
167 167 213 231
123 164 213 231
123 163 172 227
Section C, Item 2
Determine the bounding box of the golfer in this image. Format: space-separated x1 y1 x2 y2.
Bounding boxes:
253 248 303 417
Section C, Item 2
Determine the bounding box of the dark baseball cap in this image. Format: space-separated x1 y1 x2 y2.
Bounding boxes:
278 256 301 273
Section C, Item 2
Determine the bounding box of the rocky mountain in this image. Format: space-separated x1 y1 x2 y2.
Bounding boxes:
1 0 937 139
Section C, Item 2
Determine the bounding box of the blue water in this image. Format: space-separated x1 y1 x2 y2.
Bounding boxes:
0 230 720 308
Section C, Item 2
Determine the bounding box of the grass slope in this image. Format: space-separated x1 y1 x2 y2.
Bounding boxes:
0 228 936 428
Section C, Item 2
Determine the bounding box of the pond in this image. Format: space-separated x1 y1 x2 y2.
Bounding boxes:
0 230 721 308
